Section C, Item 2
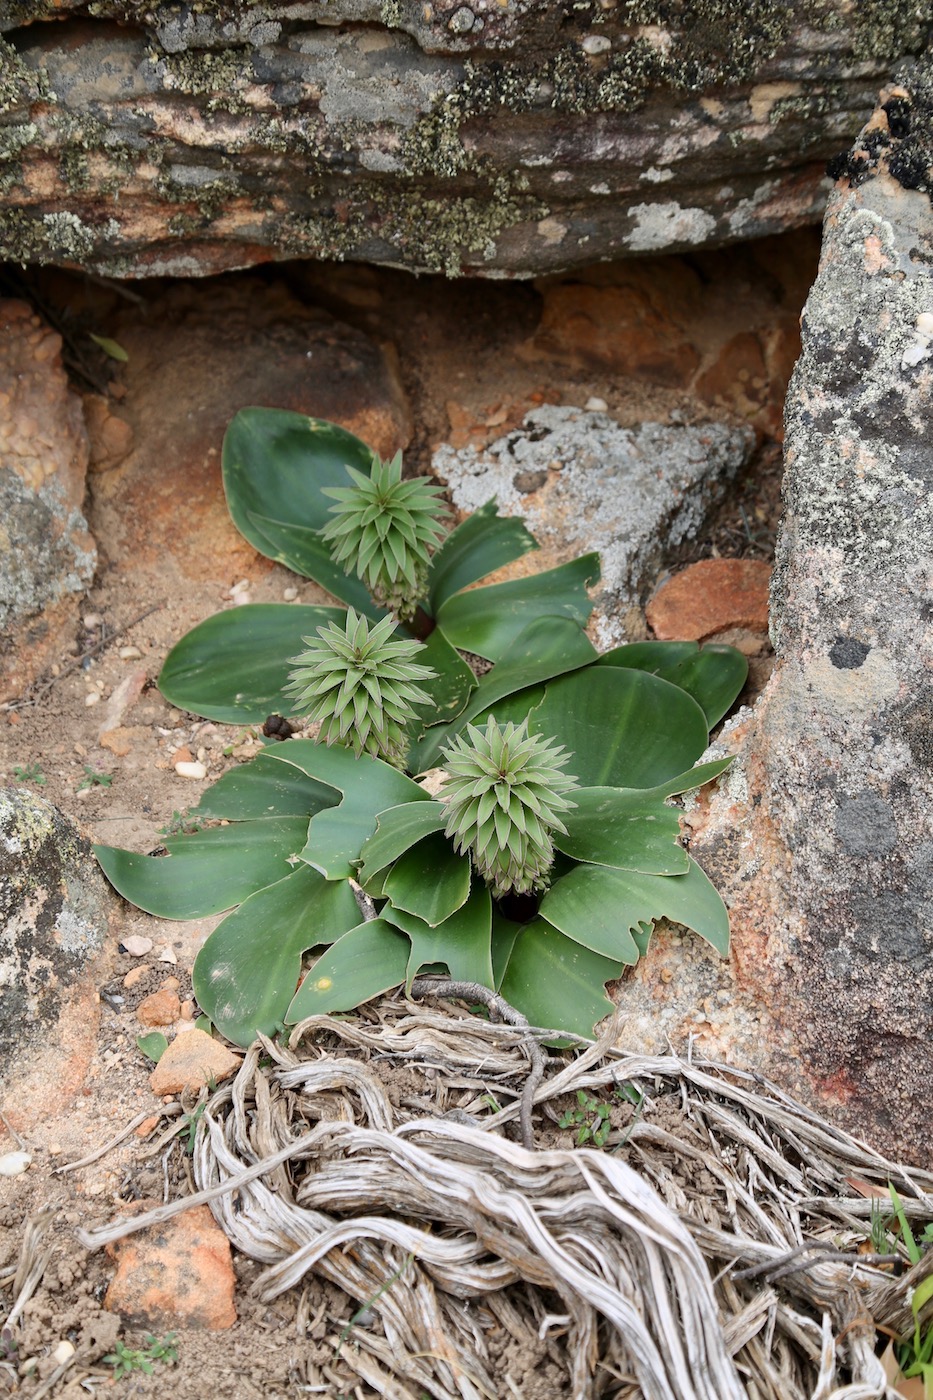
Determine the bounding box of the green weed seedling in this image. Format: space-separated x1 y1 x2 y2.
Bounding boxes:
12 762 45 785
559 1090 613 1148
78 765 113 791
104 1333 178 1380
95 411 749 1050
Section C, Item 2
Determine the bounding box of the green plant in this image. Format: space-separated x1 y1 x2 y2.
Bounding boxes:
321 451 447 619
95 411 748 1049
78 765 113 791
285 609 436 766
558 1089 613 1148
104 1333 178 1379
441 716 577 896
12 762 45 785
160 808 206 837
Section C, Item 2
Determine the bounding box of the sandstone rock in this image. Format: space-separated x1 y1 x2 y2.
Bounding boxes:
88 278 412 584
105 1202 236 1330
148 1029 240 1096
0 301 95 701
0 5 926 276
434 404 754 644
647 560 772 641
136 987 181 1028
0 787 118 1128
683 73 933 1165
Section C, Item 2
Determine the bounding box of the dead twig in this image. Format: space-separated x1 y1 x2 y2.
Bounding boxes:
4 601 165 710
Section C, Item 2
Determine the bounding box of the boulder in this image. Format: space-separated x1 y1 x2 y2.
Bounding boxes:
0 2 927 276
0 787 118 1127
434 403 754 641
0 300 95 701
683 69 933 1164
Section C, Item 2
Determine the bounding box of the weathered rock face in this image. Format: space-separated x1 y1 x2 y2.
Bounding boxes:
0 786 118 1125
0 1 928 277
0 299 95 700
434 404 754 642
688 70 933 1163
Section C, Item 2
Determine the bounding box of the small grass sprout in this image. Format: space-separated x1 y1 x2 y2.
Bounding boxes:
440 716 578 896
321 451 447 619
559 1089 613 1148
104 1333 178 1379
285 609 436 767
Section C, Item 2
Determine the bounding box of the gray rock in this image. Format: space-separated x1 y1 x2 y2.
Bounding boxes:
0 787 116 1073
684 68 933 1164
0 300 95 701
433 405 754 642
0 2 928 275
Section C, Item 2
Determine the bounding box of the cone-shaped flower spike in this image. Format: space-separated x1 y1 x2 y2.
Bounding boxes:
321 452 448 619
440 716 578 896
285 609 436 767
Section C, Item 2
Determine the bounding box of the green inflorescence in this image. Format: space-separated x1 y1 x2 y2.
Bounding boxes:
285 609 436 768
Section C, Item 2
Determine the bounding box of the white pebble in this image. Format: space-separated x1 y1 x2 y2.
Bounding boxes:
916 312 933 337
121 935 153 956
175 760 208 780
283 587 298 601
581 33 611 54
119 645 142 660
52 1342 75 1366
84 692 101 707
231 591 252 606
585 396 608 412
0 1150 32 1176
82 613 103 629
156 946 178 964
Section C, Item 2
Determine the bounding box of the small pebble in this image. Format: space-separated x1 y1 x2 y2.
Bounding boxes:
82 613 103 629
85 692 101 707
231 591 252 606
581 33 611 54
175 760 208 780
120 934 153 956
585 396 608 412
283 587 298 601
52 1342 75 1367
119 645 142 660
123 965 147 989
157 947 178 965
0 1150 32 1176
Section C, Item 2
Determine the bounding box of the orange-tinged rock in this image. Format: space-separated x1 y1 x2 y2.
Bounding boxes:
136 987 182 1028
647 559 771 641
105 1203 236 1330
148 1030 240 1095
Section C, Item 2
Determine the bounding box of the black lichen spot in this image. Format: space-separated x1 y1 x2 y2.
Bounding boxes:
883 96 912 139
888 146 930 193
829 636 870 669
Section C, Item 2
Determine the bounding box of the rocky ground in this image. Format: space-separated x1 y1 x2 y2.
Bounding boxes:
0 230 817 1396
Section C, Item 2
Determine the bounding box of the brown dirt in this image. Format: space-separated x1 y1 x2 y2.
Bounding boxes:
0 232 817 1397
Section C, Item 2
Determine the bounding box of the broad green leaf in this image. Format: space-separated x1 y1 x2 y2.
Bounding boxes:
159 604 345 722
496 918 622 1038
409 627 475 736
243 511 383 616
358 802 447 886
223 407 374 550
435 553 600 661
556 788 688 874
490 911 523 987
194 748 340 820
285 919 410 1022
427 501 538 613
411 615 596 770
136 1032 168 1062
383 833 471 926
539 857 730 959
538 866 642 964
385 884 494 989
192 865 360 1047
597 641 748 728
528 667 710 788
95 817 310 918
262 741 429 879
